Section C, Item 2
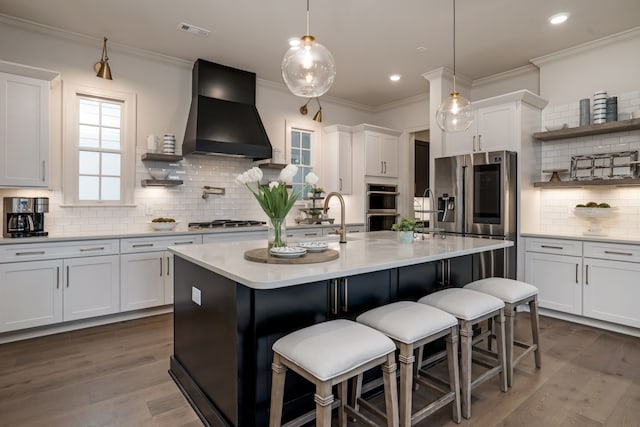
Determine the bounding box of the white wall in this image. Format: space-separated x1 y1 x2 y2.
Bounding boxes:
0 17 377 233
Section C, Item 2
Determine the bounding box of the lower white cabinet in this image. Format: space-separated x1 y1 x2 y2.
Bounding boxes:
0 254 119 333
525 237 640 329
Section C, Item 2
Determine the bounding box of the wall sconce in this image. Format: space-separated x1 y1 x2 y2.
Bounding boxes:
94 37 113 80
299 97 323 122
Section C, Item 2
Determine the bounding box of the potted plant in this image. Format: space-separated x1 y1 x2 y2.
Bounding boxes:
391 217 416 243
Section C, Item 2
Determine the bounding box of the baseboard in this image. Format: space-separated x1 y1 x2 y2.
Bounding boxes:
534 308 640 338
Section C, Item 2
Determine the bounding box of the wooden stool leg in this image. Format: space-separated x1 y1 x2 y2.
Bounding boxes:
269 354 287 427
314 382 334 427
459 320 473 419
494 310 508 392
445 326 462 424
337 380 348 427
351 373 363 411
529 297 542 368
382 353 400 427
486 317 493 351
504 302 515 388
398 342 414 427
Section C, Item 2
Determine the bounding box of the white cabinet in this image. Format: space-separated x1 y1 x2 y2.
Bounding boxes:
0 245 119 333
352 124 401 178
202 230 267 243
323 224 365 236
524 237 640 329
0 72 51 188
322 125 352 194
120 234 201 310
286 227 324 240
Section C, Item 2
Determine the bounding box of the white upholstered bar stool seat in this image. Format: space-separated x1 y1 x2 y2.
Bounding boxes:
464 277 541 387
269 319 399 427
418 288 508 419
356 301 461 427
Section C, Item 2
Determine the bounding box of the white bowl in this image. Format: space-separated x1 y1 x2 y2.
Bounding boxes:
545 123 568 131
148 168 170 180
574 207 616 219
149 220 179 231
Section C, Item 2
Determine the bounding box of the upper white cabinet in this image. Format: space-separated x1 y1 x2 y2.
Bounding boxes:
442 90 547 157
322 125 353 194
0 65 56 188
352 124 401 178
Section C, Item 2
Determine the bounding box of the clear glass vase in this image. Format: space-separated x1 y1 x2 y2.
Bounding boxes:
268 217 287 249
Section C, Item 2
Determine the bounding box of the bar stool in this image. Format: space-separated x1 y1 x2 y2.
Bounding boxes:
269 319 399 427
356 301 461 427
418 288 508 419
464 277 541 387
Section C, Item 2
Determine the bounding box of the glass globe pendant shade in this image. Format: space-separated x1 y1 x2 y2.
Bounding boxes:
436 92 474 132
282 35 335 98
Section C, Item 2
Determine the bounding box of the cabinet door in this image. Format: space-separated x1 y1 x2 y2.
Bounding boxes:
337 131 353 193
333 270 394 320
583 258 640 328
0 259 62 332
0 72 49 187
475 103 515 153
442 125 475 157
364 132 383 176
120 252 165 311
164 252 174 304
64 255 120 321
525 252 582 315
380 134 398 177
286 227 323 240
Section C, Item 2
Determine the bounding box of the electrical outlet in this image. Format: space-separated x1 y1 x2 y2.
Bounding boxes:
191 286 201 306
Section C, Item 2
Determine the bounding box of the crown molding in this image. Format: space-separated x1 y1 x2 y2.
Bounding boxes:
373 92 429 113
531 26 640 66
472 64 539 88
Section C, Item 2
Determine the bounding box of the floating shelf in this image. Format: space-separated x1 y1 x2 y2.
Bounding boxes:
533 118 640 141
533 178 640 188
141 179 183 187
141 153 183 162
257 162 287 169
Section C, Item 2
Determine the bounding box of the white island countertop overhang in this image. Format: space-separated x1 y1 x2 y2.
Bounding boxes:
168 231 513 289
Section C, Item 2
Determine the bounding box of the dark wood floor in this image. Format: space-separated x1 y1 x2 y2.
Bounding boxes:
0 313 638 427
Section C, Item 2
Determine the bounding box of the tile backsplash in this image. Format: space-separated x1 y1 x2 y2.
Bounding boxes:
538 89 640 237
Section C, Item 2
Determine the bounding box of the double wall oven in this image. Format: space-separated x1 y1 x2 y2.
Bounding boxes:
366 184 399 231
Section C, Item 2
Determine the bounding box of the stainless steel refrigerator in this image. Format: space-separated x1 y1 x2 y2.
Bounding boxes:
434 150 517 279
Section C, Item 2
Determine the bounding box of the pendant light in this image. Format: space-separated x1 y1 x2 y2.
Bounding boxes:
94 37 113 80
299 97 323 122
436 0 473 132
282 0 335 98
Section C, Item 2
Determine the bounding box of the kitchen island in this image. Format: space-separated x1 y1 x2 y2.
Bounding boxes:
168 231 513 427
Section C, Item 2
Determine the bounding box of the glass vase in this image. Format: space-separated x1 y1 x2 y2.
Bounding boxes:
268 217 287 249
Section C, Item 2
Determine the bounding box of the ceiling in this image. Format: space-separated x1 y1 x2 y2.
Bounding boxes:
1 0 639 107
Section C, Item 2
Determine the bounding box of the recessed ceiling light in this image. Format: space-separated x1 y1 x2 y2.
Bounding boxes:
288 37 301 47
389 74 401 82
549 12 569 25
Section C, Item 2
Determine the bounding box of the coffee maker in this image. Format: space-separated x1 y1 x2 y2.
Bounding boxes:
3 197 49 238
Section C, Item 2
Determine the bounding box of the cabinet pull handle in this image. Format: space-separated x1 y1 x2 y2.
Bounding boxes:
478 134 482 151
541 245 564 250
380 161 383 174
575 264 578 283
304 233 319 236
15 251 45 256
447 259 451 286
339 178 342 191
42 160 46 182
342 278 349 313
472 135 476 152
604 250 633 256
332 279 338 315
160 257 163 277
173 241 193 245
132 243 154 248
66 265 70 288
585 264 589 285
80 246 105 252
167 256 170 276
57 266 60 289
439 259 446 287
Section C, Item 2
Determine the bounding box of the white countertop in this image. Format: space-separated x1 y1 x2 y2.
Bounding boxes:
521 232 640 245
169 231 513 289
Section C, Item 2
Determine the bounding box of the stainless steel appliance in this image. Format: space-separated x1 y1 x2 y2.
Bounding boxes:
3 197 49 238
434 150 517 278
366 184 399 231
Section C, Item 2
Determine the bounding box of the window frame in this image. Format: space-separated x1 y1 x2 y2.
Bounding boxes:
284 120 321 201
62 83 136 206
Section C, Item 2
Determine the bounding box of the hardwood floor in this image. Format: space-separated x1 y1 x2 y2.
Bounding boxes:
0 313 638 426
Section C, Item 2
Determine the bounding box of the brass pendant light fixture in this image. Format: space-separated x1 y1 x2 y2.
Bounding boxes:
94 37 113 80
299 97 323 122
282 0 335 98
436 0 473 132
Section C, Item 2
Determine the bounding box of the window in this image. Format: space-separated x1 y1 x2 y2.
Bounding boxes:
285 120 320 200
63 84 136 205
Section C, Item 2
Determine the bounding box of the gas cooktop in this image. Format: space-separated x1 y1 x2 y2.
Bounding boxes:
188 219 266 229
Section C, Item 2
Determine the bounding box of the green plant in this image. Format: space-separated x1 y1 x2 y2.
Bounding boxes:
391 217 416 232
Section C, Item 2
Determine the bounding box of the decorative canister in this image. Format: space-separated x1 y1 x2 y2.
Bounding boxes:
579 98 590 126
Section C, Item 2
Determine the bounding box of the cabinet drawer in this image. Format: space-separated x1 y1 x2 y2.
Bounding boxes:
323 225 364 236
286 228 323 239
584 242 640 263
0 239 119 262
121 234 202 253
525 238 582 256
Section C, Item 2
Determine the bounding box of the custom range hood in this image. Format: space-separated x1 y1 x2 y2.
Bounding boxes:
182 59 272 160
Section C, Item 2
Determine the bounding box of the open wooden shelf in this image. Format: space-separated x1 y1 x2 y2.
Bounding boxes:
141 153 183 162
533 178 640 188
141 179 183 187
533 118 640 141
257 162 287 169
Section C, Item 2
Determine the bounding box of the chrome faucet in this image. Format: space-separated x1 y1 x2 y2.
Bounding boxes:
323 192 347 243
